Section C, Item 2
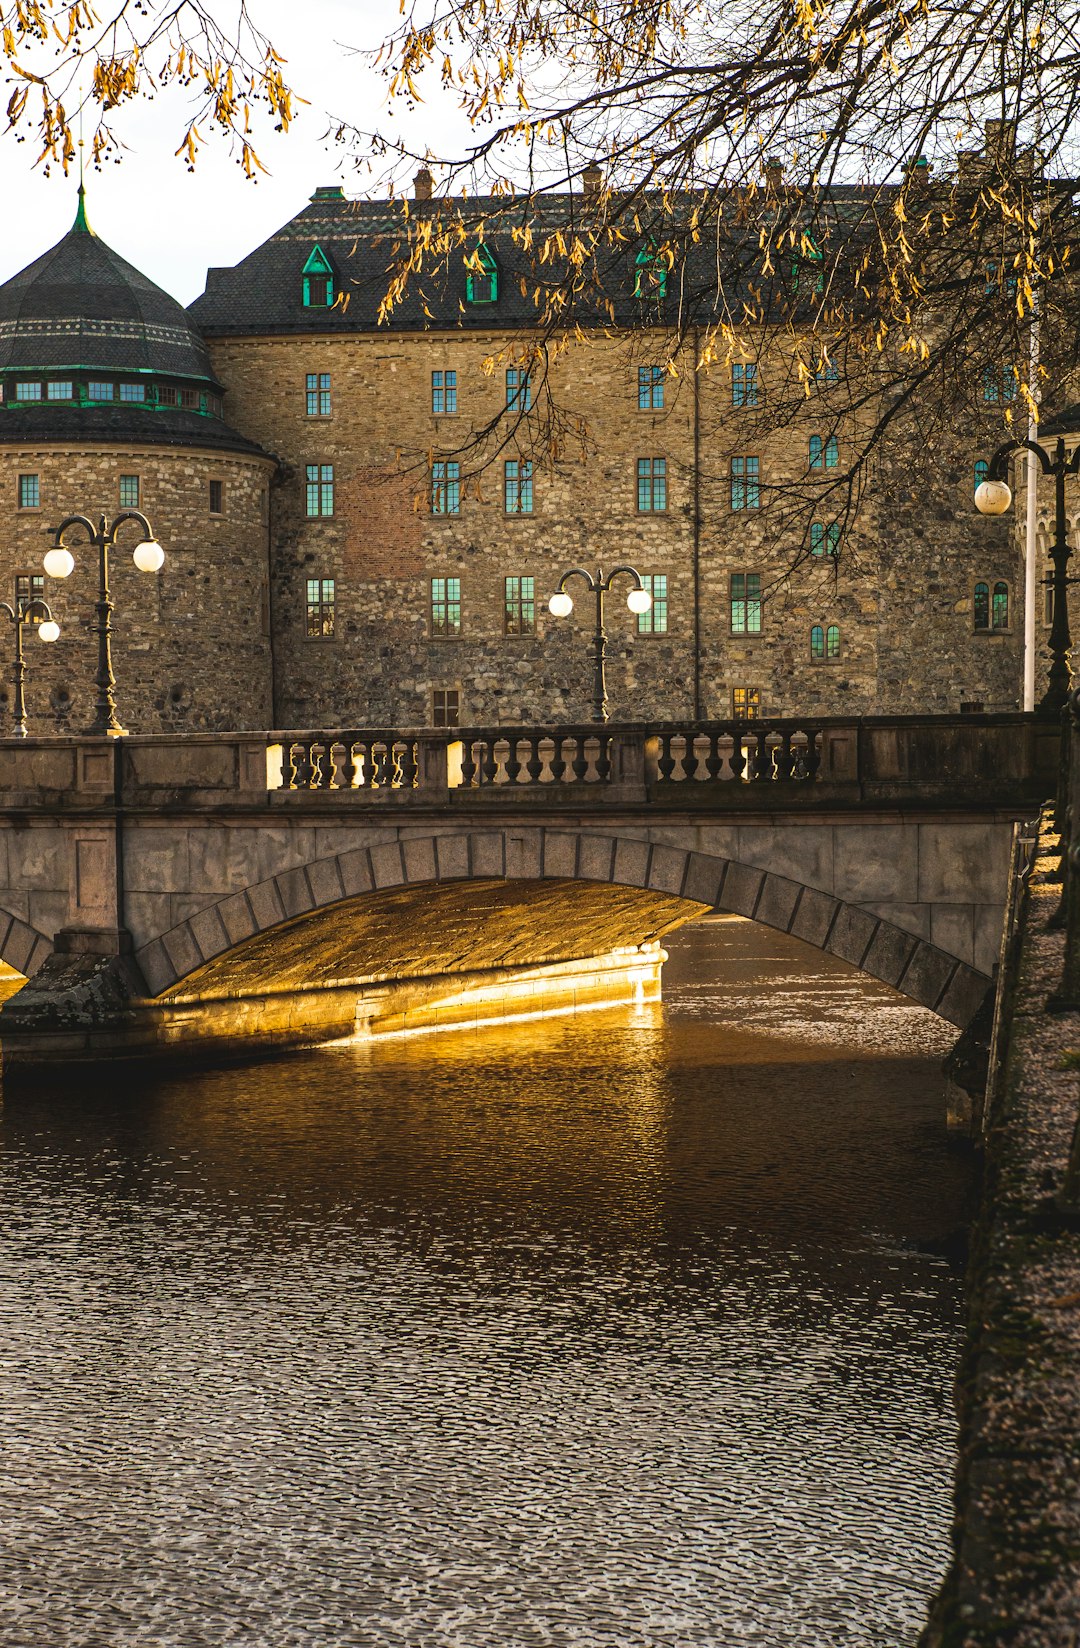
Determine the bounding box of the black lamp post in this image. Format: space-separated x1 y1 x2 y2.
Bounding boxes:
0 598 60 738
547 564 652 723
43 510 164 737
976 437 1080 714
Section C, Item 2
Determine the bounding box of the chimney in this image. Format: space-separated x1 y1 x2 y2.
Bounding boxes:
764 158 783 191
582 162 603 199
984 119 1016 163
414 167 434 201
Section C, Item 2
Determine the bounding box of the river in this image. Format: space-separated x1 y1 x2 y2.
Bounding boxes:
0 914 973 1647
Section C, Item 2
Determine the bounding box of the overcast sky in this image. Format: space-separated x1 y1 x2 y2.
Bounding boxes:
0 0 465 306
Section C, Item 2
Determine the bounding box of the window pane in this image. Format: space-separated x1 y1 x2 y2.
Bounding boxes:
119 383 146 402
88 381 112 401
974 581 990 630
638 366 664 410
15 574 44 621
47 381 73 400
811 625 824 659
305 463 334 517
15 381 41 401
305 372 331 416
504 459 533 514
432 461 461 515
119 474 140 509
974 459 989 493
209 480 223 514
431 576 462 636
731 456 760 510
17 474 39 508
506 369 532 411
992 582 1009 629
733 687 761 720
433 689 461 727
826 624 841 658
732 363 759 407
638 572 668 634
637 457 667 511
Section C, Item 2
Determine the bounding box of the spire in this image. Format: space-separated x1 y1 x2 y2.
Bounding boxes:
72 181 92 235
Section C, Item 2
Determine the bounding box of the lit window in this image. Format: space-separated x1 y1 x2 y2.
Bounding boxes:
431 461 461 515
302 246 335 308
119 474 140 509
809 434 839 469
504 575 536 635
504 459 533 514
731 455 760 510
209 480 224 515
982 365 1018 404
634 243 667 300
431 577 462 637
733 686 761 719
15 382 41 401
306 373 331 416
88 381 113 402
433 688 460 727
993 581 1009 629
119 383 146 403
47 381 73 400
465 245 498 304
506 369 532 412
731 573 762 635
638 573 668 635
15 574 44 622
732 363 759 407
17 474 39 508
637 457 667 512
305 464 334 517
810 522 841 557
305 577 335 638
432 371 457 415
638 366 664 410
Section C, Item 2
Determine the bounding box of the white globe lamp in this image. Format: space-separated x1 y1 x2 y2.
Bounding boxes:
548 591 573 618
975 479 1012 516
43 547 75 579
626 586 653 614
38 620 60 644
133 539 165 573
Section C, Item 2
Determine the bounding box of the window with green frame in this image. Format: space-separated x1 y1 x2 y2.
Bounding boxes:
305 464 334 517
638 573 668 635
732 363 759 407
810 521 841 557
504 459 533 514
638 366 664 410
809 433 839 469
974 580 1010 630
431 461 461 515
47 381 74 401
87 380 113 402
17 474 39 508
465 244 498 304
810 622 841 661
119 474 140 509
431 576 462 637
634 243 667 300
302 246 335 308
504 575 535 635
730 572 762 635
14 381 41 401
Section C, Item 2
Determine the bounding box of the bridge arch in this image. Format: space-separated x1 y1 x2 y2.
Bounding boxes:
0 909 55 981
133 828 991 1028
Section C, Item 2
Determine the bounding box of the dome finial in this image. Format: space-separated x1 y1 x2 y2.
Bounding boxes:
72 180 92 235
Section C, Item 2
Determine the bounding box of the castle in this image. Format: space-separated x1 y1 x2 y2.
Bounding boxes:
0 162 1041 736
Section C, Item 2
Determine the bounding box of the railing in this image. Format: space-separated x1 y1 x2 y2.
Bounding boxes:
278 720 826 792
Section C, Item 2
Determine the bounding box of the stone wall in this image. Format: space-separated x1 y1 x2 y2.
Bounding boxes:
207 329 1023 727
0 439 275 735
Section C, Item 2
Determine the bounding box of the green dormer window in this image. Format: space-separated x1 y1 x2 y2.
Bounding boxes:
465 245 498 305
88 380 113 402
302 245 336 308
15 381 42 402
634 244 667 300
792 236 824 294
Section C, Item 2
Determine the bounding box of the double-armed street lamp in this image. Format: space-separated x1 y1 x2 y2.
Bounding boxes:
976 437 1080 714
43 509 164 737
547 564 652 724
0 597 60 738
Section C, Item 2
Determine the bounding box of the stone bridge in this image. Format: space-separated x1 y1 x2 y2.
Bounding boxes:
0 714 1057 1064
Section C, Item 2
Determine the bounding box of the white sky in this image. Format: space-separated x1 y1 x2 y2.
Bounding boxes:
0 0 467 305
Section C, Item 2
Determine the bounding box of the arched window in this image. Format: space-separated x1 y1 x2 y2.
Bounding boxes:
810 522 840 557
974 458 989 494
810 624 825 660
992 581 1010 629
634 243 668 300
974 581 990 630
826 623 840 659
466 244 498 304
302 246 335 308
809 434 839 470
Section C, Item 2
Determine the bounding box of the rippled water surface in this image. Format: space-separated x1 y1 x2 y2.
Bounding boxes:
0 917 973 1647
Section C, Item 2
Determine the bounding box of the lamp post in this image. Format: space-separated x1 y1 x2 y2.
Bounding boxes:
547 564 652 723
976 437 1080 714
43 510 164 737
0 598 60 738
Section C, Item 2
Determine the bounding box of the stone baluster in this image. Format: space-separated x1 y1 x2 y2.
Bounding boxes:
596 734 612 782
705 729 723 781
571 734 589 782
289 741 310 789
459 739 477 788
526 735 544 784
480 739 499 786
504 736 523 785
681 734 699 782
550 735 567 783
398 740 418 789
657 732 677 781
774 729 795 781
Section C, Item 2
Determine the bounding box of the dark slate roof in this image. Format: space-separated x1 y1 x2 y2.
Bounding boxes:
189 182 899 336
0 188 218 381
0 401 269 456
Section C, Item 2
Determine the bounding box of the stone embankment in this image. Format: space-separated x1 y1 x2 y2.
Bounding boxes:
923 813 1080 1646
